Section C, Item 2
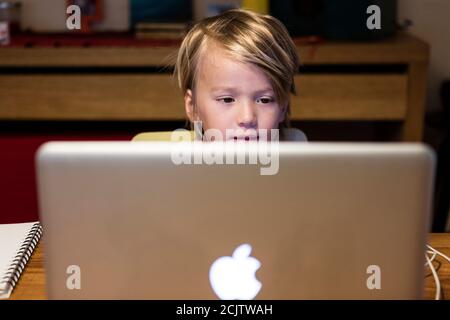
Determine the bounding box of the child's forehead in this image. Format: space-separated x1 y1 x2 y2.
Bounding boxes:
201 55 263 77
194 39 274 90
197 41 255 75
198 39 234 65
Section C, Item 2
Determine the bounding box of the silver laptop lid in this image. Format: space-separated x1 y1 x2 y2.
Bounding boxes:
36 142 435 299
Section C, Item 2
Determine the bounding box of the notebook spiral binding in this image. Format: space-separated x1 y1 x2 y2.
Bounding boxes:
0 223 43 289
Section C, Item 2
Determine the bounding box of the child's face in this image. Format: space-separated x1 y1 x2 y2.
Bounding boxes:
184 42 286 141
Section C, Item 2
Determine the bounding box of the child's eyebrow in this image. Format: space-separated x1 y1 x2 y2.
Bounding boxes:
210 86 238 94
210 87 274 95
253 88 275 95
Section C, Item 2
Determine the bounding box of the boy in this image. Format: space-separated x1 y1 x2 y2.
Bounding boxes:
174 9 303 141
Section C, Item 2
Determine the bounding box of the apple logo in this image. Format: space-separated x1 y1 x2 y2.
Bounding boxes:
209 243 262 300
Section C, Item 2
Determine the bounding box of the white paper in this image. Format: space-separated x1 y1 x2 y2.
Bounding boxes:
0 222 38 299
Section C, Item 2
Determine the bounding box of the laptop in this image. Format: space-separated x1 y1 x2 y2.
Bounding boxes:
36 141 435 299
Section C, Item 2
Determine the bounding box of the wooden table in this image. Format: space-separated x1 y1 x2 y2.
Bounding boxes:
7 234 450 300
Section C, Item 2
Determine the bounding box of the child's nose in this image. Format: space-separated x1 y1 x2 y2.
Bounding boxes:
237 101 257 128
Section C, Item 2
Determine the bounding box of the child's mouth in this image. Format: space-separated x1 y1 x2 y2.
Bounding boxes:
233 136 259 141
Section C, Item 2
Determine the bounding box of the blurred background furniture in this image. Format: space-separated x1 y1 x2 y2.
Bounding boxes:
425 81 450 231
0 32 429 141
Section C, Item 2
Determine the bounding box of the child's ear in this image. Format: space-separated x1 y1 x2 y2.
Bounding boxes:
184 89 199 123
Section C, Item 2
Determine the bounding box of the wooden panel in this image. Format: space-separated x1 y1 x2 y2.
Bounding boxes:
0 47 179 67
291 74 408 120
298 33 429 65
0 74 185 120
0 73 407 121
398 62 430 141
0 34 429 67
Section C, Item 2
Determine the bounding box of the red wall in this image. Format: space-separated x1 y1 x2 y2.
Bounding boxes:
0 134 132 224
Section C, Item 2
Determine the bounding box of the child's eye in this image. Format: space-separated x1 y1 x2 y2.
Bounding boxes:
217 97 235 104
256 97 274 104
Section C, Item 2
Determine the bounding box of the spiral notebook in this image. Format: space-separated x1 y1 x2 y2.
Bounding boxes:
0 222 42 299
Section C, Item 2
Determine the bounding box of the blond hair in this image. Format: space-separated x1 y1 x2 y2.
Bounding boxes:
174 8 300 128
